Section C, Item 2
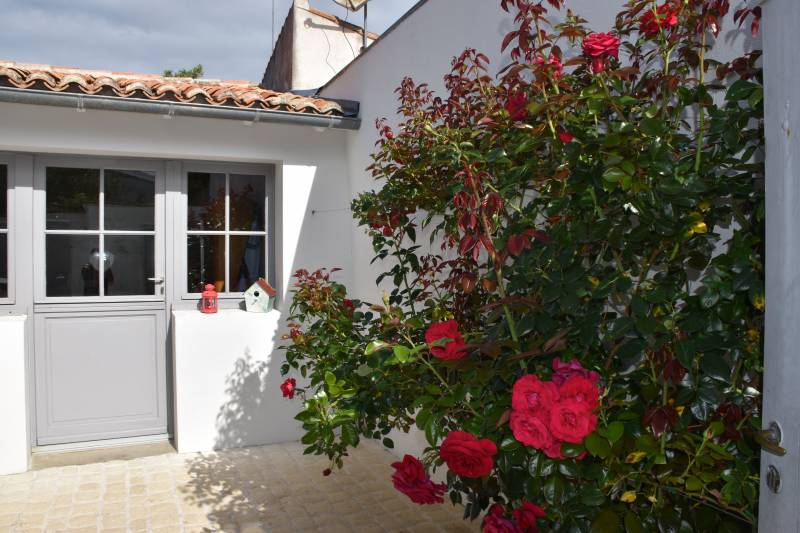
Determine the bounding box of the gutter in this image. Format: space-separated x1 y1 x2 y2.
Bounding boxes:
0 86 361 130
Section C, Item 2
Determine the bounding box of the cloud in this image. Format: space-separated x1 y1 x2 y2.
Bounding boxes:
0 0 419 81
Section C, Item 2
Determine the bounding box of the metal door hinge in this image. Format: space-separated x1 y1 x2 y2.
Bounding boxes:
756 421 786 456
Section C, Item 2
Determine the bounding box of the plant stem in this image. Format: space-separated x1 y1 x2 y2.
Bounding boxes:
694 30 707 173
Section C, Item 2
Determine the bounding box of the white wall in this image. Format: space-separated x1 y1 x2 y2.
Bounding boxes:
0 102 355 456
0 315 28 475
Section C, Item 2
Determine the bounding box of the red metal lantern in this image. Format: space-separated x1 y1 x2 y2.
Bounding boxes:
201 284 218 314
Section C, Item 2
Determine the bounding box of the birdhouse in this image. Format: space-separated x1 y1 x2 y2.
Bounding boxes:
201 284 218 314
244 278 276 313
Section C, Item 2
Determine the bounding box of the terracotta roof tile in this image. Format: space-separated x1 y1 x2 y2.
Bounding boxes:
0 60 343 115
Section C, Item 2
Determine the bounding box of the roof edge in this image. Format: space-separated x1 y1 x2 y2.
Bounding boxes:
0 86 361 130
317 0 431 95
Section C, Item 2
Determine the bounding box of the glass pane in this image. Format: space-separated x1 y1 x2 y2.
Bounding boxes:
46 167 100 230
187 172 226 231
104 235 155 296
230 235 265 292
46 234 100 296
230 174 265 231
105 169 155 231
187 235 225 293
0 165 7 229
0 233 7 298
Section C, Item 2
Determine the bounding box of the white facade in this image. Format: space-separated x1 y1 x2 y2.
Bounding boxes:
0 101 355 462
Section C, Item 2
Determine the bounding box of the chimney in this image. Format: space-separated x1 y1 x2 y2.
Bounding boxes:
261 0 378 92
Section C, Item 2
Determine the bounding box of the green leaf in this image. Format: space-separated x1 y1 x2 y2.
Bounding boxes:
324 371 336 387
585 433 612 458
685 476 703 492
700 354 731 381
392 344 412 363
581 486 606 506
624 512 644 533
592 509 621 533
599 421 625 443
365 340 390 355
382 437 394 449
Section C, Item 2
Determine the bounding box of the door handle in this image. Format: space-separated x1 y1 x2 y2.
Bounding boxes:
148 277 165 284
756 421 786 456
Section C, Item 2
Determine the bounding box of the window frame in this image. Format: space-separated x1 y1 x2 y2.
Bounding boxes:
0 155 14 305
33 155 166 304
180 161 276 301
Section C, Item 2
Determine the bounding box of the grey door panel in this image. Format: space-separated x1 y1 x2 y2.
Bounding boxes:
34 309 167 445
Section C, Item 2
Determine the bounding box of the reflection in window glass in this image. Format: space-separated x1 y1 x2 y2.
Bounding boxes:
187 172 226 231
104 235 155 296
105 170 155 231
229 235 265 292
46 234 100 296
46 167 100 230
0 165 6 298
229 174 265 231
187 235 225 293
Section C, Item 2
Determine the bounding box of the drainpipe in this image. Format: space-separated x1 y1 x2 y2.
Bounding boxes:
362 2 368 52
0 86 361 130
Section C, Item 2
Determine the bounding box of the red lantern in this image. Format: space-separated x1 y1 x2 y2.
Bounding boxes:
201 284 218 314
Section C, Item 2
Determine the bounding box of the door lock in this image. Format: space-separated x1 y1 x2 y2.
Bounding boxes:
756 421 786 456
147 277 165 284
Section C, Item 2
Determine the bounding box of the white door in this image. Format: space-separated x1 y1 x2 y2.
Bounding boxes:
32 156 168 445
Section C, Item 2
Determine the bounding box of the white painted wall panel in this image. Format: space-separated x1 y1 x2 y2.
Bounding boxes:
172 309 300 453
0 315 28 475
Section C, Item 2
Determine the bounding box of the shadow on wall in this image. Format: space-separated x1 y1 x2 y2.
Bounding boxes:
214 349 272 450
178 157 354 527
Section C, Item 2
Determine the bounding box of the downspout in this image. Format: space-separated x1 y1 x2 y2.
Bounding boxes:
0 87 361 130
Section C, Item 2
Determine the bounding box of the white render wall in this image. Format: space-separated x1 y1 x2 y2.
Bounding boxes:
0 315 28 475
171 309 297 453
0 101 355 459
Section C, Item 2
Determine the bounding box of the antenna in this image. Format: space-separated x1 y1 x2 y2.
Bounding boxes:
331 0 372 51
271 0 276 53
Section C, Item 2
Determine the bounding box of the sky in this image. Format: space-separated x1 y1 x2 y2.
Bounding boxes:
0 0 420 81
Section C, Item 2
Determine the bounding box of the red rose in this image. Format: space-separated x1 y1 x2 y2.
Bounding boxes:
640 2 679 36
322 468 332 476
483 504 521 533
390 455 447 505
505 91 528 122
582 32 620 73
551 358 600 386
511 375 558 416
510 411 554 450
280 378 296 399
534 54 563 78
557 129 574 144
382 226 393 236
513 501 546 533
440 431 497 478
557 376 600 412
549 399 597 443
542 440 564 460
425 320 467 360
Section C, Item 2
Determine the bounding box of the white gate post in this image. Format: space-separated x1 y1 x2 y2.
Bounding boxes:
761 0 800 529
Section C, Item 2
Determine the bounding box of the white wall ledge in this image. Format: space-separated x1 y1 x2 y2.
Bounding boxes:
171 309 301 453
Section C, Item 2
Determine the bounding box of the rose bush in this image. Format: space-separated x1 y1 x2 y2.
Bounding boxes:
280 0 764 530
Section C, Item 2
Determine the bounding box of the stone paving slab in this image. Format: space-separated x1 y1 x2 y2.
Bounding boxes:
0 441 479 533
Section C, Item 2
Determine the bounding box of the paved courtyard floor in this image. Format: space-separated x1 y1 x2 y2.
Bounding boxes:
0 441 477 533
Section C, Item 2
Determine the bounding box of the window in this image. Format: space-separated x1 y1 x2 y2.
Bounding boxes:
0 164 7 299
186 171 271 294
44 166 157 297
